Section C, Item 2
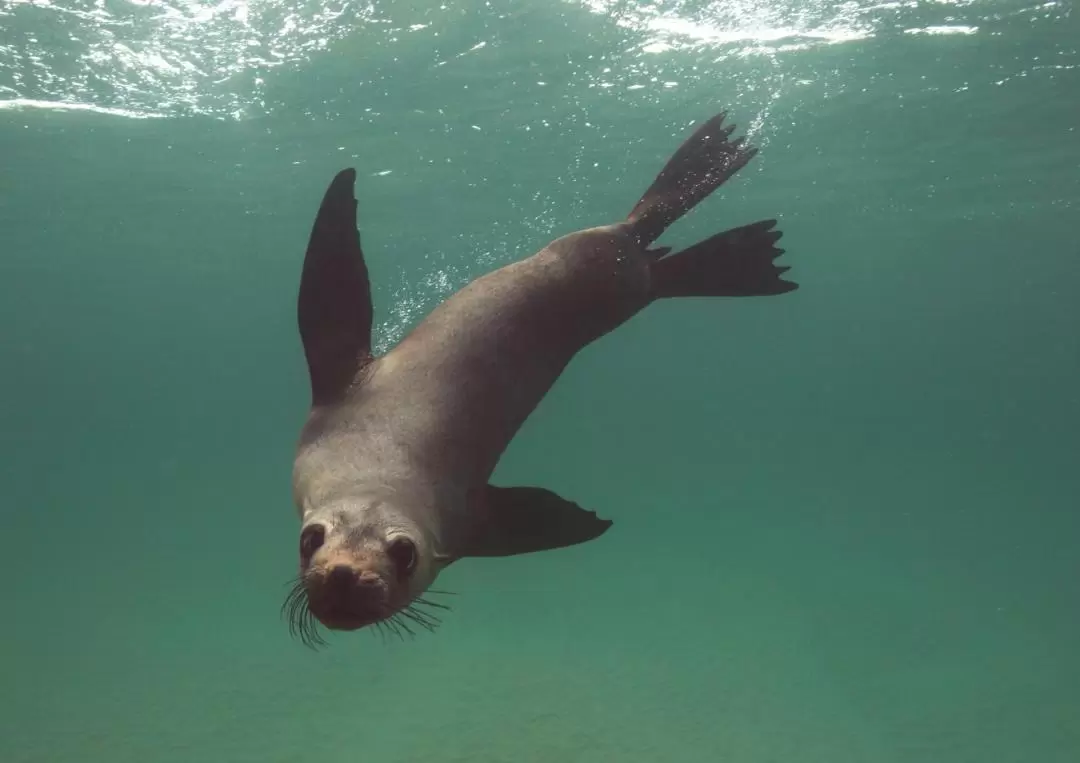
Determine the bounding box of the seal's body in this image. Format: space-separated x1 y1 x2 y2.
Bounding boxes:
284 112 796 645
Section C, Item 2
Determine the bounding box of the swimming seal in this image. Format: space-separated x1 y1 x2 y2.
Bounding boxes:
284 111 796 646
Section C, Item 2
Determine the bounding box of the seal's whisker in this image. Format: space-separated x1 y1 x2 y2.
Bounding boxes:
401 607 439 632
404 605 440 626
407 615 439 634
415 596 452 611
406 602 441 621
388 613 416 635
390 614 416 638
281 576 328 650
386 613 406 635
424 589 458 597
410 608 443 630
300 607 328 650
410 601 444 622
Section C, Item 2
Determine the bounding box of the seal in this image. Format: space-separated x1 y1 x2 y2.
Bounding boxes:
283 110 796 646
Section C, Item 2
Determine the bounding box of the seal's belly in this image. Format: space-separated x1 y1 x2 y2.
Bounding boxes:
370 225 651 480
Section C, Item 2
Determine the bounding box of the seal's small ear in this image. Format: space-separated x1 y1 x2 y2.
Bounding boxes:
298 168 375 407
459 485 613 558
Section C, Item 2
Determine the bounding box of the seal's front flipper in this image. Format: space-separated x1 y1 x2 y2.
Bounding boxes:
626 112 758 247
298 168 375 407
651 219 797 298
460 486 613 558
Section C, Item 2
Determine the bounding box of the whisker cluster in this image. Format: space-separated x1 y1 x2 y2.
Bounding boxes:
281 581 456 648
371 595 453 642
282 576 328 650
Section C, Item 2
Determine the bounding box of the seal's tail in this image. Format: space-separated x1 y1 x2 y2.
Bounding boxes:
650 219 797 299
625 111 757 248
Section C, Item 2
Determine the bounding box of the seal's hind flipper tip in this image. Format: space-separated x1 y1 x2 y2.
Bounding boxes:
650 219 795 299
459 485 613 559
700 110 728 131
626 111 761 247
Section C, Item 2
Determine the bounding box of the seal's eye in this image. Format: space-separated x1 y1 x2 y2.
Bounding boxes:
299 524 325 564
388 538 417 578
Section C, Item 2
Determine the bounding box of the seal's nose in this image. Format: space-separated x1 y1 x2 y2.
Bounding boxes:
328 564 358 591
321 565 385 623
309 564 386 628
327 565 382 596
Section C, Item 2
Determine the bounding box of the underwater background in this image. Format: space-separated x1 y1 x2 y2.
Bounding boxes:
1 0 1078 761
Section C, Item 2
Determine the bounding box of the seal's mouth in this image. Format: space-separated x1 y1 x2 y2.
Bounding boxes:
305 564 391 629
281 569 452 648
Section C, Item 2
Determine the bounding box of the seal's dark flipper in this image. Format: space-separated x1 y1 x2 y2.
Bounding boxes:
298 169 375 407
650 219 797 298
626 112 757 248
461 486 613 558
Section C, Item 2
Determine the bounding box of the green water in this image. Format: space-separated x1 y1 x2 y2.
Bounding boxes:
2 0 1078 761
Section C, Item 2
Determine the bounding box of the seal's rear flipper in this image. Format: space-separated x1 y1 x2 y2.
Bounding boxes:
651 219 797 298
460 486 613 558
299 169 375 407
626 112 758 248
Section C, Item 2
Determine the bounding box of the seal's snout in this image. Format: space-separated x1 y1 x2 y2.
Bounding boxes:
306 559 391 630
327 564 356 589
326 565 383 596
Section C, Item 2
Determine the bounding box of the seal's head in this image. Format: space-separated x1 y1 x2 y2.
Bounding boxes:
283 495 449 647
